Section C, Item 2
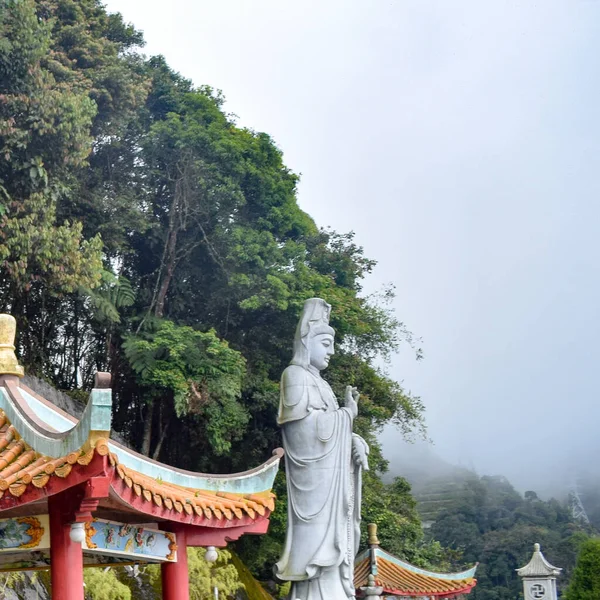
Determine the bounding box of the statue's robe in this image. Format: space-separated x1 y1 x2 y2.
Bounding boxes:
274 365 366 600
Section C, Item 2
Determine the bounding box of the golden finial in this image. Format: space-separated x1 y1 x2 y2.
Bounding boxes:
0 315 24 377
368 523 380 547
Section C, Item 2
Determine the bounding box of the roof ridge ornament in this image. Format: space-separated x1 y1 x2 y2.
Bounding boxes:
94 372 111 389
0 315 24 378
368 523 380 547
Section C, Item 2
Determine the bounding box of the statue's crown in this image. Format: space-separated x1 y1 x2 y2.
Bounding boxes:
299 298 334 338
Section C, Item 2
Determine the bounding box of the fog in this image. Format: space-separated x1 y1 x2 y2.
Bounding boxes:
103 0 600 495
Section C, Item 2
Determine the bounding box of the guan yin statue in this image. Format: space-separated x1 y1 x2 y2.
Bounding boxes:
274 298 370 600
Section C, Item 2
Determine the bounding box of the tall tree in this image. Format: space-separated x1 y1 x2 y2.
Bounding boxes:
0 0 104 372
0 1 431 586
564 538 600 600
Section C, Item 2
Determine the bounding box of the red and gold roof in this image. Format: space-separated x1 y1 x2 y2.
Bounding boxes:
355 525 477 598
0 314 281 539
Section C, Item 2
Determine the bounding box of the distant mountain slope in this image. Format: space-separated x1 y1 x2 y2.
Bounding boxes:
383 441 476 525
413 473 478 526
384 441 592 598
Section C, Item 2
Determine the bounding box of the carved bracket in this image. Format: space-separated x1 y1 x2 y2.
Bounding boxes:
185 518 270 547
72 476 111 523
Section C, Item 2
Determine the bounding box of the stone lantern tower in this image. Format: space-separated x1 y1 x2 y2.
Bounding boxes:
516 543 562 600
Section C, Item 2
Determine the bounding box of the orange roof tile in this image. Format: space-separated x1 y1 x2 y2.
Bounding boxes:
0 415 99 498
108 450 275 521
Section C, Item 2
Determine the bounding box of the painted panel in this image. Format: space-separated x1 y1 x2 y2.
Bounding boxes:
83 519 177 562
0 515 49 552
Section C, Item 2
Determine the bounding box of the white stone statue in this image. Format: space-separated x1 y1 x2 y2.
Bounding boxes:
274 298 369 600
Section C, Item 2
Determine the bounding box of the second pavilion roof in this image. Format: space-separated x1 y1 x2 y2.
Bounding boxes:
354 524 477 598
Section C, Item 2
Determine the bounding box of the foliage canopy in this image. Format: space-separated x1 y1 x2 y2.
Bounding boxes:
563 537 600 600
0 0 431 585
428 474 589 599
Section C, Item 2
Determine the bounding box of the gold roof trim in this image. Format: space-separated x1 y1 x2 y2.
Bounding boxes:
0 315 24 378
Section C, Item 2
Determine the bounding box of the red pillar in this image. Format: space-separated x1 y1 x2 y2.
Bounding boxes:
161 526 189 600
48 493 84 600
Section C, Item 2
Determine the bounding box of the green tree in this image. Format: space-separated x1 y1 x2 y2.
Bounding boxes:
0 0 431 588
0 0 103 297
564 538 600 600
147 547 243 599
0 0 150 373
84 567 132 600
123 318 247 457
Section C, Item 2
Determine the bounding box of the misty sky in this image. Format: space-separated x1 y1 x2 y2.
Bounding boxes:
103 0 600 491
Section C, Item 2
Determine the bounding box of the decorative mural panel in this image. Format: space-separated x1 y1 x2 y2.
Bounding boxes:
0 515 49 552
83 519 177 562
0 515 176 563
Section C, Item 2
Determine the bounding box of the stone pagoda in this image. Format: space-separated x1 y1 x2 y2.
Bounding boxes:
516 543 562 600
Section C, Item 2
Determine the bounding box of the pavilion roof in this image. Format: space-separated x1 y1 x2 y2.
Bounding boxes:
0 379 280 527
354 525 477 598
0 314 281 531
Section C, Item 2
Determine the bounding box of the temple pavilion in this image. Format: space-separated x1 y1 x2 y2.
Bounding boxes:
0 315 281 600
354 524 477 599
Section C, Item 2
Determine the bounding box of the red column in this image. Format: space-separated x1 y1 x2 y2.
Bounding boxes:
161 526 189 600
48 493 84 600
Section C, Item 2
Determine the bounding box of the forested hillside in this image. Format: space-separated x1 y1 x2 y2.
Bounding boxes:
386 444 593 599
0 0 442 596
426 474 591 599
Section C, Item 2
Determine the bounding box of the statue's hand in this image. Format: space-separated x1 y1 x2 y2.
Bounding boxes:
352 434 369 470
344 386 359 418
345 386 360 404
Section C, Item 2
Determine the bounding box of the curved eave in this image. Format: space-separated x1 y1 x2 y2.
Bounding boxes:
106 450 276 527
0 450 275 529
0 449 110 510
0 381 280 527
14 382 283 495
374 548 478 580
0 382 111 457
109 443 282 495
382 582 477 598
355 550 478 598
517 566 561 577
108 477 272 528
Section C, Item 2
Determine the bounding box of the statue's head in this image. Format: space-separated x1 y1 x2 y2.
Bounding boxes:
291 298 335 370
308 333 335 371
